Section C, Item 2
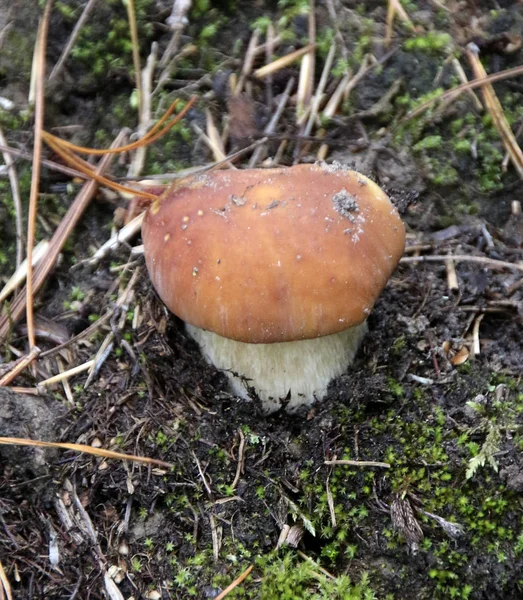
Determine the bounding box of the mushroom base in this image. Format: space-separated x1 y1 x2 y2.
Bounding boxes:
185 323 368 413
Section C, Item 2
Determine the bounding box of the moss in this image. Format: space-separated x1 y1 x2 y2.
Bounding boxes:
404 31 453 54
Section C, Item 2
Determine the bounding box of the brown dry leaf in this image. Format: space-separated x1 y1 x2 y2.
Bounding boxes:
227 94 258 145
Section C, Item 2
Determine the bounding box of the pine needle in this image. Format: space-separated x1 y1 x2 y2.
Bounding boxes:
0 437 172 468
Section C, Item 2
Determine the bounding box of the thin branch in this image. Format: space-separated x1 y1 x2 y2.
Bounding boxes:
324 459 390 468
400 254 523 272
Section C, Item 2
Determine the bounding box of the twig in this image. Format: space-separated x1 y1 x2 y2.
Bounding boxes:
0 346 41 387
83 332 114 389
192 451 213 496
231 429 246 490
400 254 523 272
466 43 523 178
0 126 23 267
214 565 254 600
48 0 99 82
450 57 482 111
324 459 390 468
405 63 523 121
26 2 51 349
86 211 145 265
210 514 221 562
38 359 95 388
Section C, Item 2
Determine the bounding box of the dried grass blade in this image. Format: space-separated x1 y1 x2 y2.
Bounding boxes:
205 108 229 163
0 560 13 600
0 126 23 267
0 437 172 468
26 1 51 349
214 565 254 600
0 240 49 304
235 29 259 95
466 44 523 178
254 44 315 79
296 0 316 119
125 0 143 117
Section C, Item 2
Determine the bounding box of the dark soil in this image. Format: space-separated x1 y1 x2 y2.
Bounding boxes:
1 1 523 599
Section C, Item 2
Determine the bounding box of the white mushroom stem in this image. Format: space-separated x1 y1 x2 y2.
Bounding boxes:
186 323 368 413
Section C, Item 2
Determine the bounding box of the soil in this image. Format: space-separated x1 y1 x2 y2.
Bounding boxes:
1 1 523 599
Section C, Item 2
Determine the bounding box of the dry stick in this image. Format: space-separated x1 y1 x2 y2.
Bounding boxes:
48 0 98 81
192 451 213 497
38 359 95 388
126 0 143 117
0 127 23 267
214 565 254 600
400 254 523 272
466 44 523 178
325 459 390 468
26 2 51 350
0 347 41 387
0 130 127 344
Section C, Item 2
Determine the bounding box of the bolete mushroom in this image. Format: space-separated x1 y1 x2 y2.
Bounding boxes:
142 162 405 413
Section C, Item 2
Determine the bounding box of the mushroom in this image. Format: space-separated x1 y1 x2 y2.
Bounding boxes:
142 162 405 413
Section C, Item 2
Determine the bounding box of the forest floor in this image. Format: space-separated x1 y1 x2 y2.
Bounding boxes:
1 0 523 599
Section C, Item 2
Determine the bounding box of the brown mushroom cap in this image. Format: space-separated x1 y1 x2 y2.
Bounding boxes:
142 163 405 343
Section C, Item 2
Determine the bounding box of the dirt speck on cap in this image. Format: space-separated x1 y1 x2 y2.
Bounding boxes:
332 189 360 222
